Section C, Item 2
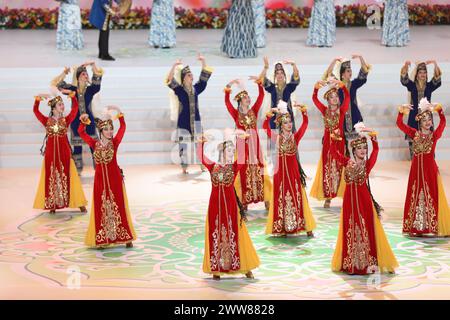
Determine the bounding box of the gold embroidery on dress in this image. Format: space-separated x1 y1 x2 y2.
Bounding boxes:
406 181 437 233
211 164 234 187
244 163 264 204
324 109 339 132
45 163 69 209
278 134 297 156
413 132 433 155
343 216 377 272
238 110 257 130
46 118 68 137
295 181 305 230
344 162 367 185
324 157 341 196
94 141 114 164
210 214 240 271
96 190 131 243
283 191 298 232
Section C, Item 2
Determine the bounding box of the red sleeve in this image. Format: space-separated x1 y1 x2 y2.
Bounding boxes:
294 112 308 145
77 121 96 149
234 161 244 177
225 88 238 122
196 142 215 171
366 138 379 174
263 115 276 141
330 139 350 166
339 85 350 127
433 109 446 140
113 115 126 146
396 112 416 138
33 98 48 126
65 96 79 125
312 87 327 115
251 82 264 115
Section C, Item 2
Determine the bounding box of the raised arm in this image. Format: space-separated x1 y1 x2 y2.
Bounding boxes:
77 116 96 149
33 96 48 126
88 62 104 95
263 113 277 141
50 67 70 88
113 114 126 146
427 60 442 91
433 105 446 140
330 135 350 166
65 93 79 124
251 80 265 115
323 57 340 80
400 61 415 91
351 55 370 90
338 83 350 126
366 136 379 174
224 82 238 121
312 82 327 115
196 141 214 171
194 55 213 95
294 109 308 145
396 109 416 138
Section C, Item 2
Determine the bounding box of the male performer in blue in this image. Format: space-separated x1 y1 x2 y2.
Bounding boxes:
166 54 213 174
400 60 442 159
89 0 119 61
324 55 371 152
51 62 104 172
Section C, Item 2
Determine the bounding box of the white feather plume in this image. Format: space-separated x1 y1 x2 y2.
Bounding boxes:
277 100 288 114
354 121 370 139
418 97 433 114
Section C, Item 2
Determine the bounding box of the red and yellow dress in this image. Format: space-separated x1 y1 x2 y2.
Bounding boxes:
331 137 398 274
396 107 450 236
224 82 272 207
33 95 87 211
262 112 316 235
78 115 137 247
310 84 350 201
198 143 260 275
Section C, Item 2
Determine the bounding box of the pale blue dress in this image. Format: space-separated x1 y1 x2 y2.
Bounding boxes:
56 0 84 50
306 0 336 47
148 0 176 48
381 0 410 47
252 0 266 48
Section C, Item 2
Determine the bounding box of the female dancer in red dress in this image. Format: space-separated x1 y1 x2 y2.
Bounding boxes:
33 93 87 214
262 103 316 236
197 137 260 280
224 77 272 211
330 129 398 275
397 99 450 237
310 79 350 208
78 107 137 248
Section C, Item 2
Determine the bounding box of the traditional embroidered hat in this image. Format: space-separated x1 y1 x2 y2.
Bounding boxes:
324 87 338 100
76 66 88 80
274 62 286 78
415 97 433 122
350 136 368 149
180 66 192 83
274 100 291 127
234 90 249 102
48 95 63 108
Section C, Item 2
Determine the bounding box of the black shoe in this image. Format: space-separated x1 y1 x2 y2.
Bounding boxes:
101 55 115 61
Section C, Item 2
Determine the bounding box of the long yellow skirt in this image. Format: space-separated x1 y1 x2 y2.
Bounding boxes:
234 165 272 204
332 206 399 273
265 184 316 234
437 174 450 236
33 159 87 209
203 211 260 275
85 183 137 247
310 153 346 201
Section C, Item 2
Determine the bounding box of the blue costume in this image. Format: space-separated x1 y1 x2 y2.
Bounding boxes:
381 0 410 47
339 67 369 141
264 71 300 130
55 67 103 171
167 66 213 169
401 66 441 131
89 0 118 60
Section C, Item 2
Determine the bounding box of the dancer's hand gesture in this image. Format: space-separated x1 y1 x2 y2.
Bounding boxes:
263 56 269 69
80 113 90 124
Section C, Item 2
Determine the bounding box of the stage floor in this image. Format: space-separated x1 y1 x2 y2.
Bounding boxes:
1 162 450 300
